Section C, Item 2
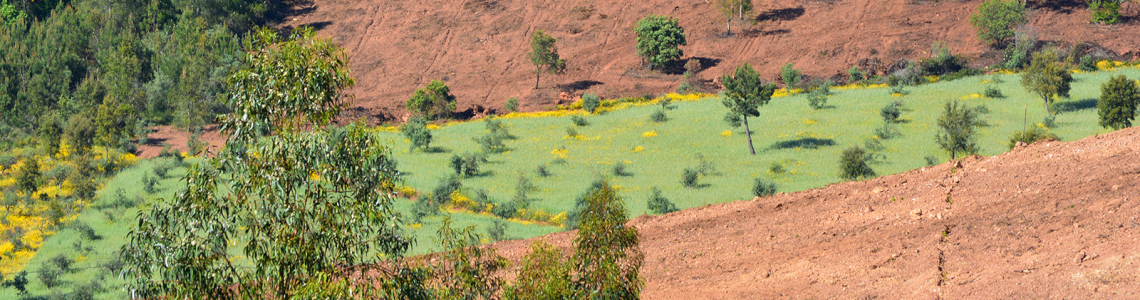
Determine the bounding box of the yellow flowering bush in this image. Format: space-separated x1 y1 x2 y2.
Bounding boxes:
641 130 657 137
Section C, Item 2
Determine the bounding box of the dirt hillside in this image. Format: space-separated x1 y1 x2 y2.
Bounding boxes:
490 127 1140 298
281 0 1140 122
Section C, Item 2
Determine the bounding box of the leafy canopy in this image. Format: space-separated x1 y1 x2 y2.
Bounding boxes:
721 63 776 155
934 100 981 160
968 0 1027 48
406 80 458 120
527 30 566 89
1020 49 1072 114
635 15 687 70
1097 75 1140 130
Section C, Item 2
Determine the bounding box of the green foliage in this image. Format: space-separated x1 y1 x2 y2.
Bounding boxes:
1002 29 1036 70
535 164 551 177
768 162 786 175
874 124 901 140
450 152 487 177
581 93 601 114
780 63 802 88
646 186 677 214
753 177 777 197
0 0 26 27
1021 49 1073 114
39 113 63 156
567 181 644 298
919 42 970 76
1097 75 1140 130
880 101 903 123
121 28 411 299
721 63 777 155
570 115 589 126
528 30 567 89
503 241 573 300
613 162 632 177
430 217 507 300
65 113 96 156
504 97 519 112
807 81 831 110
848 66 865 82
681 168 699 188
650 109 668 122
487 219 508 241
1007 127 1059 149
984 85 1004 98
635 15 687 70
935 101 981 160
969 0 1027 48
94 96 137 149
723 111 743 128
1080 55 1099 72
401 116 434 152
15 157 39 193
838 146 876 180
1088 0 1123 24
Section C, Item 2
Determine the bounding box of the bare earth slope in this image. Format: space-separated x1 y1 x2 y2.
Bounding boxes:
282 0 1140 120
491 127 1140 299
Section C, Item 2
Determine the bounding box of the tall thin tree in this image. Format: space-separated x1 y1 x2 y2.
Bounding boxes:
528 30 566 89
721 63 776 155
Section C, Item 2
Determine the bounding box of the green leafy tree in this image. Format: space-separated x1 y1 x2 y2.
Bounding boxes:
400 115 433 151
0 0 26 27
779 63 802 88
715 0 754 35
635 15 687 70
121 27 408 299
38 113 63 156
935 101 981 160
406 80 457 120
1020 49 1072 114
528 30 566 89
504 97 519 112
838 146 875 180
581 93 600 114
95 95 137 149
503 240 574 299
968 0 1027 48
568 181 644 298
15 157 39 194
1097 75 1140 130
721 63 777 155
64 113 95 156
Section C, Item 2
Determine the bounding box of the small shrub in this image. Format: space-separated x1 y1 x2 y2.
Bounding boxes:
71 222 101 241
873 124 901 140
890 84 909 96
613 162 632 177
581 93 601 114
807 82 831 110
880 101 903 123
1097 74 1140 130
0 154 15 169
15 157 40 193
984 86 1004 98
504 97 519 112
681 168 699 188
649 109 668 122
1007 127 1059 149
38 267 62 288
1042 114 1056 128
49 254 74 273
187 127 205 156
1088 0 1122 24
839 146 876 180
565 127 580 138
44 164 75 184
646 187 677 214
142 173 159 194
153 162 170 178
492 200 517 219
768 162 786 175
1079 55 1098 72
535 165 551 177
862 137 887 164
451 152 487 177
925 155 939 166
752 178 777 197
973 105 991 115
400 116 433 152
847 66 865 82
920 42 970 76
723 112 743 128
487 219 507 241
780 63 802 88
473 134 507 153
570 115 589 126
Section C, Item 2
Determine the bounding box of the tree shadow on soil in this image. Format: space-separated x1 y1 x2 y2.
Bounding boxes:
755 7 805 22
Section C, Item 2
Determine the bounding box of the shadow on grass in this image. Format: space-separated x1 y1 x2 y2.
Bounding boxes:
422 146 450 153
1052 98 1097 114
767 138 836 150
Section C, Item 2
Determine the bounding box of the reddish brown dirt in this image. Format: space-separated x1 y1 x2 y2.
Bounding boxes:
490 127 1140 298
281 0 1140 121
136 125 227 158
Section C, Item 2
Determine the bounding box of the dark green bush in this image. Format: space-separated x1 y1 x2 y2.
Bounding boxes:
920 43 970 76
969 0 1027 48
565 127 580 138
570 115 589 126
613 162 632 177
1089 0 1122 24
847 66 865 82
1079 55 1098 72
780 63 801 88
646 187 677 214
15 157 40 193
839 146 876 180
153 162 170 178
581 93 600 114
0 154 15 169
400 116 433 152
1097 74 1140 130
984 86 1004 98
487 219 507 242
873 124 901 140
504 97 519 112
1007 127 1059 149
752 178 777 197
649 109 667 122
450 152 487 177
71 222 101 241
142 173 159 194
38 266 62 288
768 162 786 175
535 165 551 177
49 254 74 273
43 164 74 184
681 168 699 188
807 81 832 110
492 200 518 219
880 101 903 123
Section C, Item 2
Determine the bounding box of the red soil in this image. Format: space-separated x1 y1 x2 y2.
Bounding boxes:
280 0 1140 122
491 127 1140 298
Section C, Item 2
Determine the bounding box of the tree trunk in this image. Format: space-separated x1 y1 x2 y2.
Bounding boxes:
535 66 541 89
1044 99 1050 115
744 115 756 155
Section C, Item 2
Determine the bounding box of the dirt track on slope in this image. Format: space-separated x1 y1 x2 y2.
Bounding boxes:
490 127 1140 298
280 0 1140 122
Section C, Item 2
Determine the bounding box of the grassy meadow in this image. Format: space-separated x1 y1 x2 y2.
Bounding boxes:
5 66 1139 298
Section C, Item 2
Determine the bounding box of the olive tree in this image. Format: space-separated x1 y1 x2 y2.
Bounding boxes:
528 30 566 89
406 80 457 120
721 63 777 155
635 15 687 70
121 27 411 299
1097 75 1140 130
968 0 1027 48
